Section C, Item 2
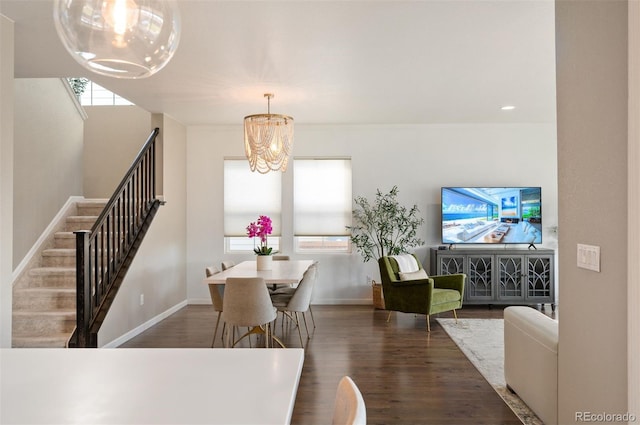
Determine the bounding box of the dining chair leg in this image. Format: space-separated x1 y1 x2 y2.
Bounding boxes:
211 312 222 348
269 325 287 348
308 305 316 328
387 311 393 322
281 311 295 332
225 325 232 348
301 311 311 339
295 312 304 348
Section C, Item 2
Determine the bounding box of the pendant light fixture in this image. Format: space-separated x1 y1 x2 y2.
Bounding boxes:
244 94 294 173
53 0 181 79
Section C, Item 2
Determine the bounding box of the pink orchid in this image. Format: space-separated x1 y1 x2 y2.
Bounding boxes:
247 215 273 255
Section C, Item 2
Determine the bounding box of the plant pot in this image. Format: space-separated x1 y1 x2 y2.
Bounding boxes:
372 281 385 310
256 255 273 271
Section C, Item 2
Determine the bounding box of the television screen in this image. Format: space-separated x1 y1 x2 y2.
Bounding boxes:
441 187 542 245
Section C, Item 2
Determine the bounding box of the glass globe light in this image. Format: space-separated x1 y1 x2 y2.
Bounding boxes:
53 0 181 79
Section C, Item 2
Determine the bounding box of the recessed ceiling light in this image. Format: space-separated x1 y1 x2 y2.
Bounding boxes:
501 105 516 111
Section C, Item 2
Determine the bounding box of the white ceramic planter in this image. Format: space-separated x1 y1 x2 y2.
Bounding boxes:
256 255 273 271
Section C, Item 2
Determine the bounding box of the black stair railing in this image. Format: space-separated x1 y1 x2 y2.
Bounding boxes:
71 128 162 348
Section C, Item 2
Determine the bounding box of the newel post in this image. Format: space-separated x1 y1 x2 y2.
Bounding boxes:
75 230 92 348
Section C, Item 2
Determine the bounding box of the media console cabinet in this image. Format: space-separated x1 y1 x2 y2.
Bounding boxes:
429 247 556 310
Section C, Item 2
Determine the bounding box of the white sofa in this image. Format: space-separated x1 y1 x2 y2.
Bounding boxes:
504 306 558 425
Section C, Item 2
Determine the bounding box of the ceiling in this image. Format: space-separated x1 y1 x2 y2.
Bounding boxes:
1 0 557 126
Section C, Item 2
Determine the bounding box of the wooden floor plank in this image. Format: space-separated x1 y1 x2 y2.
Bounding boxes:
120 304 551 424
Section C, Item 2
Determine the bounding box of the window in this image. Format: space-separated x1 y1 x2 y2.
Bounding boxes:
294 158 352 252
224 159 281 253
79 81 133 106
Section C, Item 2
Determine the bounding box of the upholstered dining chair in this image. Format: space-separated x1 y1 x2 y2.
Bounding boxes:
205 266 225 347
270 264 317 347
270 261 318 329
269 254 292 292
221 260 236 271
378 254 465 332
332 376 366 425
222 277 279 348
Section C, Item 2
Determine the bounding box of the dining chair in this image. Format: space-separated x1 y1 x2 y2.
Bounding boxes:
205 266 225 347
223 277 279 348
221 260 236 271
270 264 317 347
270 262 318 329
269 254 291 292
332 376 366 425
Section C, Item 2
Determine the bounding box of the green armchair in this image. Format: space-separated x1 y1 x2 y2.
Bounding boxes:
378 254 465 332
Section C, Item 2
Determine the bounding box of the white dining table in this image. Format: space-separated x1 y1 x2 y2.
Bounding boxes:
203 260 316 285
0 348 304 425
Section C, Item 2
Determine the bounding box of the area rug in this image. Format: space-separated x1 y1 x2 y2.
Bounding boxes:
436 318 543 425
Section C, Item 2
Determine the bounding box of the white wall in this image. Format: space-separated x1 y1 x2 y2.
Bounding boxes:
556 0 630 422
13 79 84 267
0 14 15 348
98 113 187 346
186 123 558 305
83 106 152 198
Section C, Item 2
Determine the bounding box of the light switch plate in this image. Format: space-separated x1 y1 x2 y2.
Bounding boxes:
577 244 600 272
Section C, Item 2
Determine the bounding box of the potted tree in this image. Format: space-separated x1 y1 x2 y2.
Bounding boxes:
346 186 425 308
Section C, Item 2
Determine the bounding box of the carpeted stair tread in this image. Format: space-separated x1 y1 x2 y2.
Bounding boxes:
13 287 76 310
54 232 77 248
12 310 76 335
76 199 109 206
12 334 71 348
66 216 98 222
26 268 76 289
30 267 76 275
14 287 75 294
13 309 75 316
42 248 76 256
65 216 98 230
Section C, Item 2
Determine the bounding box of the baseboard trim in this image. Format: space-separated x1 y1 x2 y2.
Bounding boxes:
188 297 213 305
101 300 188 348
311 298 372 305
12 196 85 285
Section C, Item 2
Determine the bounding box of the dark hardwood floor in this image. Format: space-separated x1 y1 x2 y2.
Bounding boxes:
120 304 553 424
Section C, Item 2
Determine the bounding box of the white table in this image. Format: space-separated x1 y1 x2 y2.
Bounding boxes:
203 260 315 285
1 348 304 425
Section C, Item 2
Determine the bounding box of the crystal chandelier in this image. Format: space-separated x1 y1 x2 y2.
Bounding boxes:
53 0 181 79
244 94 294 173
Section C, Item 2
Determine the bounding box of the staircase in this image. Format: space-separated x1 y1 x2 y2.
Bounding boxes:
12 199 107 348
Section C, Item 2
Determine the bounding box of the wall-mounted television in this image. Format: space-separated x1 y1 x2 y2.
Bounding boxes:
441 187 542 245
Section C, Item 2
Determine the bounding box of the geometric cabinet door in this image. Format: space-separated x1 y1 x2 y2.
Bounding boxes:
526 255 553 300
498 255 523 300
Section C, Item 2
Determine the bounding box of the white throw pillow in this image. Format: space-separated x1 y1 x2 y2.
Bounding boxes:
391 254 419 273
399 269 429 281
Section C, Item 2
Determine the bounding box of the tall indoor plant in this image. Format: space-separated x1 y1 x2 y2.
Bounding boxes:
346 186 425 262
